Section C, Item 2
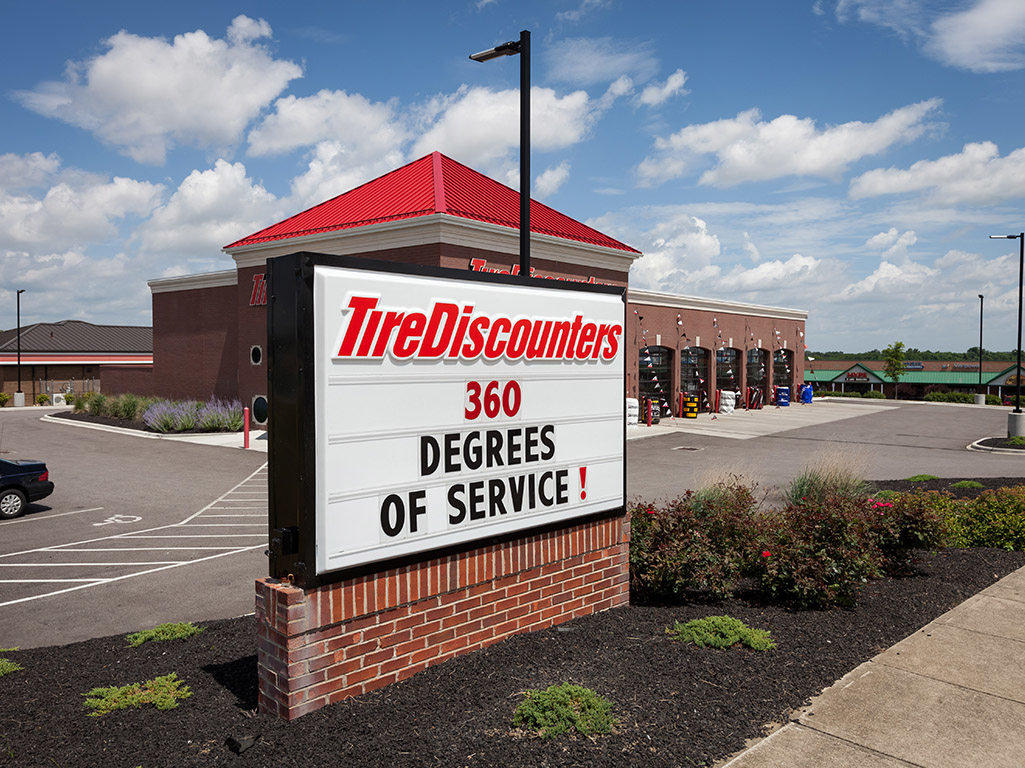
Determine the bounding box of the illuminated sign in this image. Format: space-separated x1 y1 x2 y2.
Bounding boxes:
266 252 626 585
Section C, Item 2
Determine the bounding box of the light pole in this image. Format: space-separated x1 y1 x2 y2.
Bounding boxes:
15 289 25 407
978 293 984 397
470 30 531 278
990 233 1024 435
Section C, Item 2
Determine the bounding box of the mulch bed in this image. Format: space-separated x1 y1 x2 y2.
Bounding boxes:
869 476 1025 498
3 544 1024 767
48 410 238 435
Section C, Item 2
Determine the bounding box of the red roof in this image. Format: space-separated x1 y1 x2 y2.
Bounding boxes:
224 152 639 253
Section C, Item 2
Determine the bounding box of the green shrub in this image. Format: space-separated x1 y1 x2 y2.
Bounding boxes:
88 393 108 417
513 683 615 739
905 474 939 482
72 395 87 412
0 658 22 677
111 393 142 421
35 393 50 405
924 391 975 404
1008 436 1025 447
629 478 763 601
951 480 984 490
786 464 870 505
125 621 204 647
986 394 1002 406
83 673 192 716
666 615 775 651
864 492 952 573
861 390 887 398
814 390 862 398
0 392 10 407
949 486 1025 550
757 493 880 608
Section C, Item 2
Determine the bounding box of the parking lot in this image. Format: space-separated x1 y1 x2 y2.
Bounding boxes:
0 408 267 648
1 399 1021 649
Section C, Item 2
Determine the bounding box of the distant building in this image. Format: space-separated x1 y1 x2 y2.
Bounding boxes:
0 320 152 400
805 358 1025 399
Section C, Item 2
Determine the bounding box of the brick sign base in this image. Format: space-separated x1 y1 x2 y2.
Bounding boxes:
256 515 629 720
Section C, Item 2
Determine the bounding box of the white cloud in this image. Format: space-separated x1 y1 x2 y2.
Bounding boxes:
836 0 1025 73
247 89 408 157
15 15 302 164
840 258 937 299
137 160 280 258
556 0 613 22
637 69 688 107
865 227 917 261
0 152 61 192
535 162 571 199
850 141 1025 205
638 99 942 187
545 37 659 86
0 158 163 251
287 141 408 209
411 86 600 181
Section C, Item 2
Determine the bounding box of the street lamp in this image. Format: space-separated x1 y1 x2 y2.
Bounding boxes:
989 233 1024 435
16 289 25 406
978 294 984 395
470 30 531 277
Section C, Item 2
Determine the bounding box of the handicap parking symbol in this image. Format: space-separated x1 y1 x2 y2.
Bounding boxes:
93 514 142 527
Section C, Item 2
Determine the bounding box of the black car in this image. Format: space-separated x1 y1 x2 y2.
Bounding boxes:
0 458 54 519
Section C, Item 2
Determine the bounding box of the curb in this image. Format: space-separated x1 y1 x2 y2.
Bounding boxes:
967 437 1025 455
38 413 262 450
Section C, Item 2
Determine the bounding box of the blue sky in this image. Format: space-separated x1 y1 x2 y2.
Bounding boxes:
3 0 1025 352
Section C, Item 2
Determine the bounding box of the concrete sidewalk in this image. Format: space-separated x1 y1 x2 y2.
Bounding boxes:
719 565 1025 768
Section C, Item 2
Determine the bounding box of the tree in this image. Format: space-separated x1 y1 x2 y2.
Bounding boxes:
883 341 906 393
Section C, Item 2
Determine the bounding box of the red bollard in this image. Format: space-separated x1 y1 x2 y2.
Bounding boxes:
646 398 652 427
244 406 250 449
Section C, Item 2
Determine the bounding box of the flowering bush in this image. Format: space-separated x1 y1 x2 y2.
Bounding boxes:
142 399 244 433
629 479 763 601
756 493 880 608
864 492 952 573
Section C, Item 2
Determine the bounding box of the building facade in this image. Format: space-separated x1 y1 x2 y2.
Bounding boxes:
0 320 151 401
110 152 806 418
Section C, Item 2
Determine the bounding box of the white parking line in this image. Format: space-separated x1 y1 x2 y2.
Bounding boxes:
0 463 267 607
0 507 104 526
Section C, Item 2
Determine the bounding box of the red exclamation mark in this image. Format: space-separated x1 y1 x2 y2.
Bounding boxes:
579 466 587 500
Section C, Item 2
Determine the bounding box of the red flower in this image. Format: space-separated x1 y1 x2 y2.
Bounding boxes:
762 550 771 558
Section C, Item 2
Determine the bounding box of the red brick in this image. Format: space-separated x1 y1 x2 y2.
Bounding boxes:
409 646 439 665
284 669 327 692
379 628 412 648
394 637 428 657
411 620 442 640
346 666 379 687
363 672 399 694
327 684 365 705
344 640 379 660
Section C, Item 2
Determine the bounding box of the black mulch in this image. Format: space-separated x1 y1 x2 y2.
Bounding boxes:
2 546 1023 768
869 476 1025 498
48 410 240 435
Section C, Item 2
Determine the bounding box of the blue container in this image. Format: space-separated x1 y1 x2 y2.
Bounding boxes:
776 386 790 406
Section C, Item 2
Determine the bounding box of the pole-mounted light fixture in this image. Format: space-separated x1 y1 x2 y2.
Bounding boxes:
978 294 984 394
16 289 25 398
990 234 1025 431
470 30 531 278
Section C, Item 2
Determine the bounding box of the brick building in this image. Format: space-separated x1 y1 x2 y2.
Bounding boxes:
107 152 806 417
0 320 151 402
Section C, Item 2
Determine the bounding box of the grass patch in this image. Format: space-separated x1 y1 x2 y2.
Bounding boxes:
0 659 22 678
1007 436 1025 446
125 621 204 647
513 683 616 739
951 480 985 490
83 673 192 716
905 474 939 482
666 615 776 651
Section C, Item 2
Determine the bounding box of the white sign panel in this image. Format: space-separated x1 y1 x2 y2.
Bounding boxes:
313 264 625 575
